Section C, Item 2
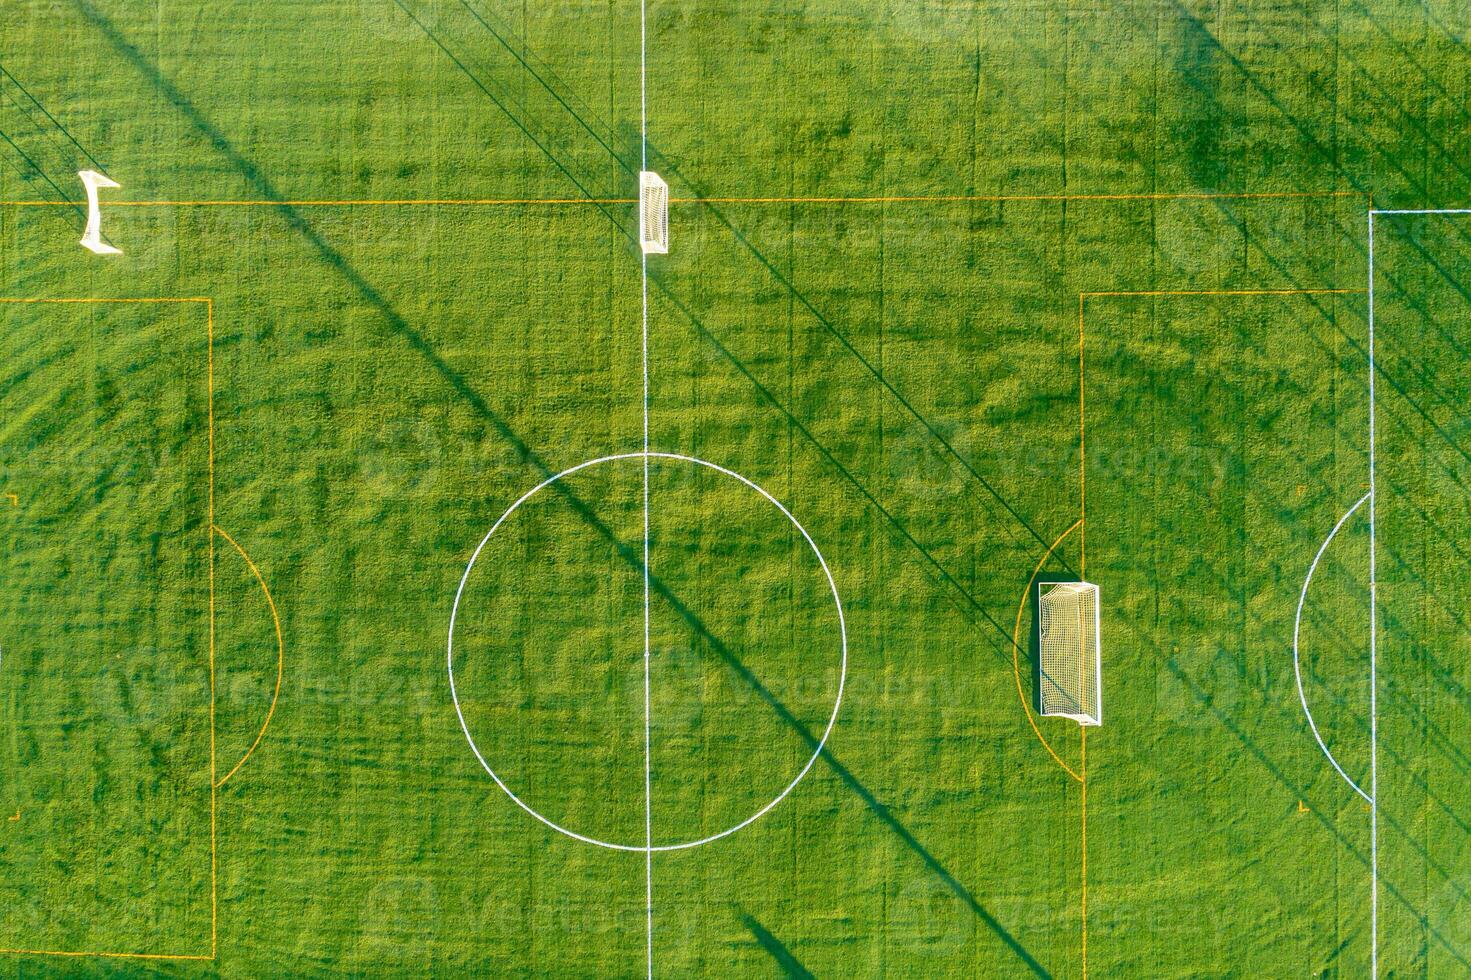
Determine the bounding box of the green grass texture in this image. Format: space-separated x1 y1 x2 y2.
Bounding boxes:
1 1 1469 975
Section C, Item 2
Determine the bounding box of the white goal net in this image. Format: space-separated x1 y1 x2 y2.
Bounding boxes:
1038 581 1102 726
639 170 669 254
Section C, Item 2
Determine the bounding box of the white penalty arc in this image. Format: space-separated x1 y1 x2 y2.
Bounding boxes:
448 450 848 853
1292 491 1372 803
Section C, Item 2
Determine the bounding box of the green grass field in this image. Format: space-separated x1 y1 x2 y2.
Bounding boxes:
1 0 1470 975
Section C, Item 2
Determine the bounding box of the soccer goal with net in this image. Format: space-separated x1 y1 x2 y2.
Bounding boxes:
1037 581 1102 726
639 171 669 254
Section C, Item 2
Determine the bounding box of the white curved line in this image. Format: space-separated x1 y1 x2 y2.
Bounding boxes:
1293 492 1372 803
448 451 848 853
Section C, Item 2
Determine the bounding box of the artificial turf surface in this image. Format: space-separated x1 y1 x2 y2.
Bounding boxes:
1 0 1469 975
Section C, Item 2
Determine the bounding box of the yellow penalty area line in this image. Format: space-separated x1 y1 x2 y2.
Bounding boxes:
1072 284 1369 979
0 947 212 962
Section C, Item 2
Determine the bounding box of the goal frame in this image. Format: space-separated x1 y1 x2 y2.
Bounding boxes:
638 170 669 255
1036 580 1103 727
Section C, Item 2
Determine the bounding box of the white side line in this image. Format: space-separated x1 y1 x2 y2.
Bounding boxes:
1372 208 1471 215
1292 491 1372 803
1366 202 1471 975
639 4 653 976
1367 208 1378 979
640 0 648 175
641 256 653 980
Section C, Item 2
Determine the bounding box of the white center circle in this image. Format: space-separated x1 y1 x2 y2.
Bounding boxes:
447 451 847 852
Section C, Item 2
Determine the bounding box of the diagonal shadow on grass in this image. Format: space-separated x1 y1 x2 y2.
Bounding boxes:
69 3 1052 975
407 0 1077 577
0 61 105 173
386 0 1073 665
0 123 83 229
740 910 816 979
434 6 1471 959
1156 643 1471 971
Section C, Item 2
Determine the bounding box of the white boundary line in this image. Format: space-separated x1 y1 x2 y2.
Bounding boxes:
1308 203 1471 977
446 451 849 853
639 2 652 975
641 268 653 973
1292 491 1372 803
1373 208 1471 215
1367 208 1378 979
1360 204 1470 976
641 255 653 978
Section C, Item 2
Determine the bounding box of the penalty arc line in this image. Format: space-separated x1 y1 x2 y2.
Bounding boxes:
1008 521 1084 783
1292 491 1373 804
211 524 285 789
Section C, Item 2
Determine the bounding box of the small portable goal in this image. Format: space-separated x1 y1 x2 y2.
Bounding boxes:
1037 581 1102 726
639 171 669 255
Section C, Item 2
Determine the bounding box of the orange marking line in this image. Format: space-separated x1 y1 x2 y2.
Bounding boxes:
0 198 634 207
0 298 217 963
1078 295 1088 567
212 525 284 789
1078 296 1089 980
4 493 15 506
0 296 210 303
1010 518 1084 783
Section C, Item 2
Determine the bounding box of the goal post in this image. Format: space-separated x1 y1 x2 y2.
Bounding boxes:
1037 581 1102 726
639 171 669 254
